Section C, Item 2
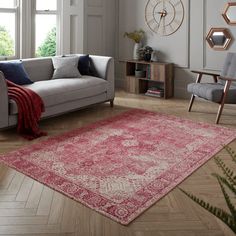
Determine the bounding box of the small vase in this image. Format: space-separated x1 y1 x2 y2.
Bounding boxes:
133 43 141 60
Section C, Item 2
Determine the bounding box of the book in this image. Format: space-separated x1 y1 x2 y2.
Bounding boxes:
147 87 164 95
145 92 164 98
148 86 163 91
147 89 164 94
146 65 151 80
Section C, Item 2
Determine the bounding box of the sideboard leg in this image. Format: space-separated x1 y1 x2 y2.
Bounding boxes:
110 99 114 107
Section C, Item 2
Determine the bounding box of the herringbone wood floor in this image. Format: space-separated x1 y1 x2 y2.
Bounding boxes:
0 90 236 236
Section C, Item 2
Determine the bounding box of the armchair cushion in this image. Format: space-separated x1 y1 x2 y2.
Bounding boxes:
187 83 236 104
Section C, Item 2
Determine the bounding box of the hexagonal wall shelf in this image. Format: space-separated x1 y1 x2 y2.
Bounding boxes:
206 28 233 50
222 2 236 25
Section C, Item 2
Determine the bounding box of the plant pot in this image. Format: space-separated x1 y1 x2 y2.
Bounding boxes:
133 43 142 60
144 53 152 62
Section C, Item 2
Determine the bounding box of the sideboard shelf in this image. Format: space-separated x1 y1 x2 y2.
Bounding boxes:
125 60 174 99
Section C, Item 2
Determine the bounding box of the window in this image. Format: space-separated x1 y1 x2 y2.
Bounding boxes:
0 0 61 60
0 0 18 58
34 0 58 57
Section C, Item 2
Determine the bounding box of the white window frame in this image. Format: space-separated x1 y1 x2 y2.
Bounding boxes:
0 0 20 60
32 0 60 57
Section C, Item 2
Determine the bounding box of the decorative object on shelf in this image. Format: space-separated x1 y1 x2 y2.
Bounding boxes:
151 50 158 62
206 28 233 50
145 0 184 36
133 43 142 60
222 2 236 25
135 69 146 78
124 29 145 60
139 46 153 61
180 145 236 234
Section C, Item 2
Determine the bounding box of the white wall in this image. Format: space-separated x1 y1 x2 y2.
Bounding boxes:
83 0 116 56
118 0 189 67
60 0 85 54
116 0 236 98
60 0 116 57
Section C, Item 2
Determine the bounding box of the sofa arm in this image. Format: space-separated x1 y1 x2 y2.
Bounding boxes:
90 55 115 100
0 71 9 129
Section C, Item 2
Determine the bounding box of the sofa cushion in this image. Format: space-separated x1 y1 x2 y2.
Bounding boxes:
9 76 108 115
187 83 236 103
52 57 81 79
78 54 90 75
22 58 54 82
0 62 33 85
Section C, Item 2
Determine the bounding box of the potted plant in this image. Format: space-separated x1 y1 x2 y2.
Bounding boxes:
138 46 153 61
180 145 236 234
124 29 145 60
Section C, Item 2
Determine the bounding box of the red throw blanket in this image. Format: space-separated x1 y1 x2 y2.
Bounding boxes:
6 80 47 140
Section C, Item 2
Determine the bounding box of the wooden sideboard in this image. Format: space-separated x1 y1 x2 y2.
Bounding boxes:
125 60 174 99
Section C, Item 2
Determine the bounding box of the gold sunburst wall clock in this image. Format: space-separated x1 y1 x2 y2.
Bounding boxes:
145 0 185 36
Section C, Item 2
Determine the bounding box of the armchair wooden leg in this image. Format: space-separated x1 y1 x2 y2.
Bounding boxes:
215 80 231 124
110 99 114 107
188 95 195 112
188 73 202 112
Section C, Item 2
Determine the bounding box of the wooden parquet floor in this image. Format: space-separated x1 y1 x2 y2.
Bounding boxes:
0 90 236 236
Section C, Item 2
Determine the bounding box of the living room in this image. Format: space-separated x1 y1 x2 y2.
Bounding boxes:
0 0 236 235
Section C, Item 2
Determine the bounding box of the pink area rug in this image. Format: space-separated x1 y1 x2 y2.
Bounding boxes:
0 109 236 225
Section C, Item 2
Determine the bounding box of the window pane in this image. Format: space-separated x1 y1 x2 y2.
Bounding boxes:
0 13 15 57
0 0 16 8
36 0 57 11
35 15 56 57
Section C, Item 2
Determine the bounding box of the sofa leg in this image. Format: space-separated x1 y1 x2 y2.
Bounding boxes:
110 99 114 107
188 95 195 112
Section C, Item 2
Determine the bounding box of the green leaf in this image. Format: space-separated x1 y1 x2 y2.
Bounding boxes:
179 146 236 233
214 156 236 186
0 25 14 56
224 146 236 164
179 188 236 232
216 176 236 219
212 173 236 196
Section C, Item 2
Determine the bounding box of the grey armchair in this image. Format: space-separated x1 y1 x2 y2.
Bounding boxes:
187 52 236 124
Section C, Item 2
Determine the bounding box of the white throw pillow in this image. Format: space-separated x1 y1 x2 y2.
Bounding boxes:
52 56 82 79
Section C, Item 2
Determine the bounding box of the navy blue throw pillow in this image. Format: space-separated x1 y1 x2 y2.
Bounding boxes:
0 61 33 85
78 55 90 75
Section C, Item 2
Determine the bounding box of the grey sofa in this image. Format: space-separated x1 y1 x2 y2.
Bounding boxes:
0 54 115 129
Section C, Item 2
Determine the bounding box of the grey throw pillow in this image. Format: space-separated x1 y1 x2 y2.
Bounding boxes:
52 57 81 79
